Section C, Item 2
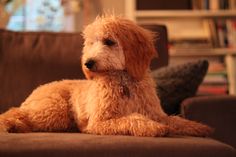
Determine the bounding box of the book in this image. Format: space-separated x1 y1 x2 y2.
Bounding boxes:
219 0 229 9
207 19 220 47
203 0 210 9
169 38 212 49
203 75 228 84
197 85 228 95
192 0 202 10
225 55 236 94
226 19 236 48
136 0 192 10
216 20 228 48
198 61 228 95
170 19 236 49
208 61 226 72
206 19 236 48
229 0 236 9
209 0 220 10
192 0 232 10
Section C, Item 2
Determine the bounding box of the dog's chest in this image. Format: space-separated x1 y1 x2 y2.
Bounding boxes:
75 75 158 125
87 80 154 117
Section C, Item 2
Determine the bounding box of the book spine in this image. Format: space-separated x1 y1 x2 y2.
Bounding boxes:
225 55 236 94
219 0 230 9
209 0 220 10
203 0 210 9
229 0 236 9
207 19 220 47
198 85 228 95
226 20 236 48
216 20 228 48
198 61 229 95
209 0 231 10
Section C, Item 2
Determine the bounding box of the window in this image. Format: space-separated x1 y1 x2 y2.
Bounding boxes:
7 0 64 31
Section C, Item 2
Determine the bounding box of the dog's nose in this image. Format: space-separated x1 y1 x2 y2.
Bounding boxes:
85 59 95 69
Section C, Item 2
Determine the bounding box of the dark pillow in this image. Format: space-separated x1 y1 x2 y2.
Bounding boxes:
152 60 209 115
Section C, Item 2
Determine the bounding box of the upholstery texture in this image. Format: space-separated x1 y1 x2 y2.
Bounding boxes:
0 30 84 113
181 95 236 148
141 25 169 70
152 60 209 115
0 133 235 157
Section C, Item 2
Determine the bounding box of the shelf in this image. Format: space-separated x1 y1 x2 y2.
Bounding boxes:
170 48 236 57
136 10 236 18
126 0 236 95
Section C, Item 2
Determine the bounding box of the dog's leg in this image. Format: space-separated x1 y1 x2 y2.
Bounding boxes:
0 107 31 133
164 116 213 137
0 98 74 133
21 97 75 132
85 113 169 137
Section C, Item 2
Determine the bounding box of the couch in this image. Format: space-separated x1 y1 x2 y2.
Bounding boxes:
0 27 235 157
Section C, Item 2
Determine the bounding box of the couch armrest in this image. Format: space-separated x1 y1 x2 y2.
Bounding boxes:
180 95 236 148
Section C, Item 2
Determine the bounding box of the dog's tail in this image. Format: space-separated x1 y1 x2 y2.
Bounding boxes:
0 107 31 133
164 116 213 137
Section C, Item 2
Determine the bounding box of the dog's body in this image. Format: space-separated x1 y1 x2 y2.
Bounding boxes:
0 16 212 136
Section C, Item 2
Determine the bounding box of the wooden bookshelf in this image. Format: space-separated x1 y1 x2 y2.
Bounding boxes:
125 0 236 95
136 10 236 18
170 48 236 56
170 49 236 95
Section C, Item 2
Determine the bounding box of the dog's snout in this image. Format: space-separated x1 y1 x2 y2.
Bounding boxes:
85 59 96 69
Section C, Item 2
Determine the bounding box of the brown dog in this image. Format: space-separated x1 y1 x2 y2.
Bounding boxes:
0 15 212 137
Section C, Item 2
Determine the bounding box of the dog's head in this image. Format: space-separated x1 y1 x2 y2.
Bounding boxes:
82 15 157 80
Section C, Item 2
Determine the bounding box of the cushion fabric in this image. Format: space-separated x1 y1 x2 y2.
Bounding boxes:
181 95 236 148
152 60 209 115
0 133 235 157
0 30 84 113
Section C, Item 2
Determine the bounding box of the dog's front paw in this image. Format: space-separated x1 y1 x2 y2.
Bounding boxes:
131 120 169 137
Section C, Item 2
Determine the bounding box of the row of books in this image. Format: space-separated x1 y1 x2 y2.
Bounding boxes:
169 19 236 49
197 62 228 95
136 0 236 10
210 19 236 48
192 0 236 10
169 39 212 49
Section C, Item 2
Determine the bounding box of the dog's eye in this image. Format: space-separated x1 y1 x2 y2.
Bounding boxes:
103 38 116 46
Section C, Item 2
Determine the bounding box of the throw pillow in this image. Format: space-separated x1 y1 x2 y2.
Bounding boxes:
152 60 209 115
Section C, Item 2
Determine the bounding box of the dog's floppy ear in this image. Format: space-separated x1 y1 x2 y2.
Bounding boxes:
117 23 157 80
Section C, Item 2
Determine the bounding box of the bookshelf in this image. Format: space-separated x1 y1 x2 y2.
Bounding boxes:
136 10 236 18
170 48 236 56
125 0 236 95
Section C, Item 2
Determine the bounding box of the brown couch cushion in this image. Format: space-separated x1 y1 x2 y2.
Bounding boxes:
0 30 84 113
141 25 169 70
181 95 236 148
0 133 235 157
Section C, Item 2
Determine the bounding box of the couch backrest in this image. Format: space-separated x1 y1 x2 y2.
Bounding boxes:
0 25 168 113
142 25 169 70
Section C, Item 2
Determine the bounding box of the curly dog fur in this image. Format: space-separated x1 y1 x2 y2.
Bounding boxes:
0 15 213 137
